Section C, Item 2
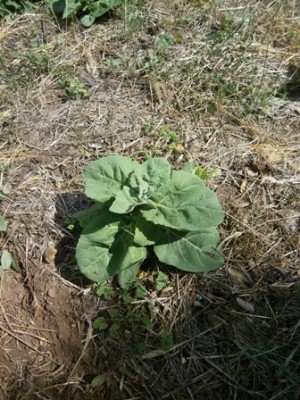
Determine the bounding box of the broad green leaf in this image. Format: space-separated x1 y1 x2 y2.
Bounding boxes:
91 0 122 17
154 227 224 273
134 216 160 246
47 0 67 14
181 160 197 174
109 186 141 214
6 1 20 9
142 170 224 231
76 213 121 282
80 14 96 27
69 202 104 227
0 216 7 232
117 261 141 287
111 228 147 286
77 156 224 285
85 155 138 203
63 0 80 18
1 250 13 270
76 213 146 284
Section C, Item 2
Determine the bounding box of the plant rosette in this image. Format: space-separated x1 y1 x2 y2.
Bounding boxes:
72 156 224 286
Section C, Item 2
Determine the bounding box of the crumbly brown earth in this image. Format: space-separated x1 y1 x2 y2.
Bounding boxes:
0 1 299 399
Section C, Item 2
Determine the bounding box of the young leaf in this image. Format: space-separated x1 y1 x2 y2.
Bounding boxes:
129 158 171 200
142 170 224 231
154 270 169 292
182 161 220 180
0 216 7 232
93 317 108 331
80 14 96 27
160 330 174 351
85 155 139 203
1 250 13 270
110 158 171 214
11 257 21 273
91 375 107 388
154 227 224 273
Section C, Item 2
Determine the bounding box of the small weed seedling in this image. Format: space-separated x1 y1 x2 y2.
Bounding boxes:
58 70 92 99
143 124 182 158
0 250 18 277
0 197 7 234
92 274 173 355
71 156 224 286
0 193 8 236
0 194 20 276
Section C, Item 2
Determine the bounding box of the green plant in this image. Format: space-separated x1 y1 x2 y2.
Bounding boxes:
71 156 224 287
143 124 182 157
0 194 20 276
1 44 51 91
0 0 33 17
160 330 173 351
47 0 122 27
0 215 7 233
65 77 91 98
0 194 7 233
157 125 181 152
0 250 17 276
92 281 154 353
59 73 92 98
181 160 220 181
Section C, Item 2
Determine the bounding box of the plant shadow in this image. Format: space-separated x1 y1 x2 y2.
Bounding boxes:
54 192 92 287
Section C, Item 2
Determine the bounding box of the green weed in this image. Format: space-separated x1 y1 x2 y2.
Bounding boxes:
58 68 92 98
71 156 224 287
47 0 122 27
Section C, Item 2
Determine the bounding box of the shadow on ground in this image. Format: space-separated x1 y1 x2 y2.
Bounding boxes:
54 192 92 286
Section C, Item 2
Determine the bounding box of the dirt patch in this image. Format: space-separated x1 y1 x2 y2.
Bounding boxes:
0 268 101 399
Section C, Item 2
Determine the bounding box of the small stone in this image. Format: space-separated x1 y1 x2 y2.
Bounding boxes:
47 287 56 298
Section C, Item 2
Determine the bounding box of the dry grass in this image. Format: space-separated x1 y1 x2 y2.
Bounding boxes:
0 0 299 399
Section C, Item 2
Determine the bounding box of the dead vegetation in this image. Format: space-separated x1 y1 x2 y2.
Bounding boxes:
0 0 299 399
